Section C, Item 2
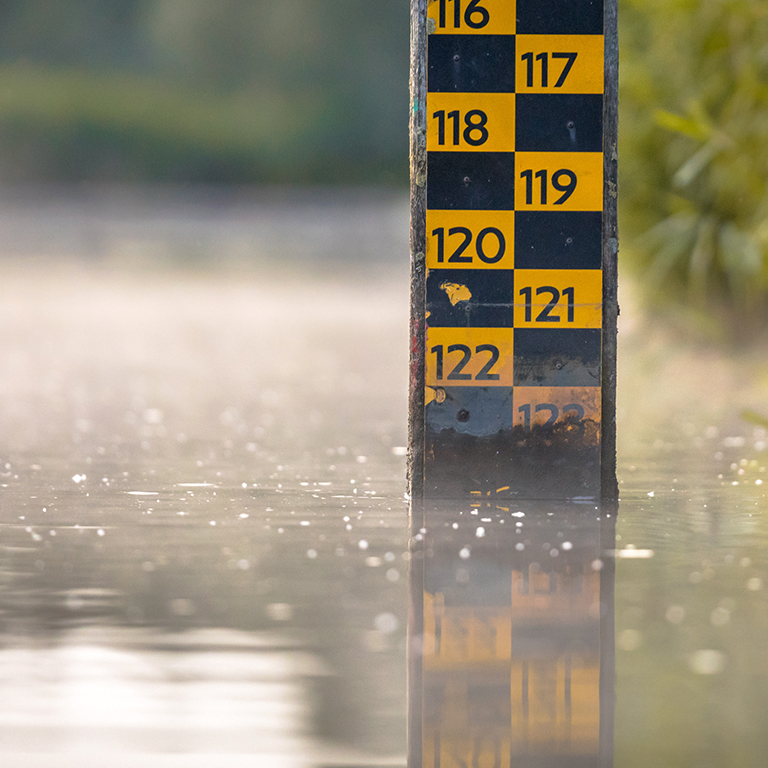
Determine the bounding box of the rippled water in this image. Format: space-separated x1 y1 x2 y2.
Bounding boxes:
0 190 766 767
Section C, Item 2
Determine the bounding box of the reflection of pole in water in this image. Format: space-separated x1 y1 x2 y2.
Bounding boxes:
409 501 616 768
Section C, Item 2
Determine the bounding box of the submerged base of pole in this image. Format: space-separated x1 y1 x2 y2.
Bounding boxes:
425 388 601 499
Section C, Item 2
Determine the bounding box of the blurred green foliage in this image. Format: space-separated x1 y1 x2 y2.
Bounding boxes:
0 0 410 183
620 0 768 330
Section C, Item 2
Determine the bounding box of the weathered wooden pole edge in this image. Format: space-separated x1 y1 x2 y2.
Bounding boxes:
601 0 619 503
408 0 427 505
407 1 427 766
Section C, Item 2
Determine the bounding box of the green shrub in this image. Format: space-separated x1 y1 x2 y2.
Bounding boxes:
620 0 768 331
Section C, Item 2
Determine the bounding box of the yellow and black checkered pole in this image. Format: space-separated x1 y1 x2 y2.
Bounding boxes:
408 0 618 503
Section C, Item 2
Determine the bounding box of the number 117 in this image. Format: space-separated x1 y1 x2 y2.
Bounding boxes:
521 51 578 88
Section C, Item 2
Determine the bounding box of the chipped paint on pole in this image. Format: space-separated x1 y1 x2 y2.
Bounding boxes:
409 0 618 503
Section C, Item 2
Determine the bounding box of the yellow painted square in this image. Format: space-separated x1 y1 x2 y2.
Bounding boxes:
514 269 602 328
515 152 603 211
426 327 514 387
427 0 516 35
427 93 515 152
513 387 601 433
426 210 515 270
516 35 604 94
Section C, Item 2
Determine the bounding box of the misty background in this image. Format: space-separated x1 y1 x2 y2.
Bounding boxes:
0 0 764 329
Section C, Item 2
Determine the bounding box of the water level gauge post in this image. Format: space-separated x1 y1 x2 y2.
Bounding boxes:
409 0 618 504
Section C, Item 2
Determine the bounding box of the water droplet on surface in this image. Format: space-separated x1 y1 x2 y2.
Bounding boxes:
375 612 399 634
689 650 725 675
617 629 642 651
459 547 471 560
710 607 730 626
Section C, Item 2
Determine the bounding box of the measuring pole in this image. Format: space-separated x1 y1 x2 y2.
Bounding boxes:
409 0 618 502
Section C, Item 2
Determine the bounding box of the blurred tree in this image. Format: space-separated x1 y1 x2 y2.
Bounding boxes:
620 0 768 333
0 0 150 67
0 0 410 183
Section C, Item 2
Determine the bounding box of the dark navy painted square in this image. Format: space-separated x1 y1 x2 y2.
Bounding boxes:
425 386 517 438
513 328 601 386
428 35 516 93
428 152 515 210
516 0 604 35
426 268 515 327
514 211 602 269
516 94 603 152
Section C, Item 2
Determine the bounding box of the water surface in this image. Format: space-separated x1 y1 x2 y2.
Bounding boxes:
0 190 765 767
